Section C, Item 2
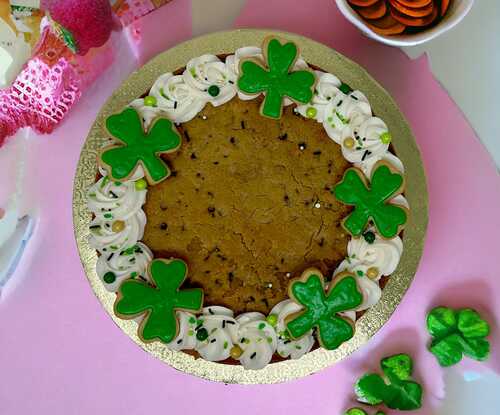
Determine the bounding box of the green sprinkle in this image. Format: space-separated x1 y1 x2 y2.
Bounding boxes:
356 270 364 277
207 85 220 97
258 322 266 330
188 316 196 324
100 176 109 188
144 95 157 107
380 131 392 144
305 106 317 118
189 67 197 78
266 314 278 327
223 341 228 349
363 231 376 244
188 329 194 336
196 327 209 341
89 192 96 198
327 116 333 122
267 337 273 343
103 213 113 219
159 87 168 99
135 178 147 191
103 272 116 284
130 272 138 278
336 111 349 124
339 82 353 95
295 345 302 350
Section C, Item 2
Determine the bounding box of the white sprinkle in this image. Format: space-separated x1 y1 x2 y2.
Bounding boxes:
202 115 207 120
286 272 291 277
314 202 321 209
267 283 273 288
299 144 306 150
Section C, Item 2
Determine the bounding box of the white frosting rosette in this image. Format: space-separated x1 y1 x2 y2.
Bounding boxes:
340 117 391 163
87 175 146 222
129 98 162 129
89 209 146 254
323 90 372 143
270 300 315 359
183 54 236 107
149 73 206 123
96 242 153 292
356 152 404 178
167 311 198 351
194 306 239 362
296 71 342 122
234 312 277 370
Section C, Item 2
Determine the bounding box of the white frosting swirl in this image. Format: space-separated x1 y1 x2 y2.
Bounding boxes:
96 242 153 292
296 71 342 122
343 232 403 278
235 312 277 370
194 306 239 362
323 90 372 143
183 55 236 107
340 117 390 163
150 73 206 123
129 98 161 129
89 209 146 254
167 311 198 351
356 152 404 178
87 175 146 222
270 300 315 359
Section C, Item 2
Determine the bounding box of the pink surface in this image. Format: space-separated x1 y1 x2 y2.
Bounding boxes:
1 0 499 414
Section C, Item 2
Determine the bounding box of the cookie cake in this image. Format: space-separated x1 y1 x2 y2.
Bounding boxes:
84 35 410 371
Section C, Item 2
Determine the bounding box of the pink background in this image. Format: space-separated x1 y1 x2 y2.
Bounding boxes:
1 0 499 414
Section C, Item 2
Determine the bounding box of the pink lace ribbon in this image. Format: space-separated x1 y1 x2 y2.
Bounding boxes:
0 56 81 146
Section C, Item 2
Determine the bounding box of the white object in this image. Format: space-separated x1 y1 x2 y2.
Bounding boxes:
335 0 474 47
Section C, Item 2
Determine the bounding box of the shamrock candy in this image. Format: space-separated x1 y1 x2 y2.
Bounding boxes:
115 258 203 344
285 269 362 350
100 108 181 184
427 306 490 367
355 353 423 411
344 408 385 415
333 162 408 238
237 37 316 119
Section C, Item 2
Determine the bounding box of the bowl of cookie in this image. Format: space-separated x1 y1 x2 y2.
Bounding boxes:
335 0 474 47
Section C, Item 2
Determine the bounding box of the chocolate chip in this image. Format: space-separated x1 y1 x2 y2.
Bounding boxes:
230 137 236 144
160 222 168 230
190 152 197 159
278 133 288 141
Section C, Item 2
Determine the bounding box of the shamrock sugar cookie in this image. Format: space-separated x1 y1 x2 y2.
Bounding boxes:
85 35 414 370
99 108 182 185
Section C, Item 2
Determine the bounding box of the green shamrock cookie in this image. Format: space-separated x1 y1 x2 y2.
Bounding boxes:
355 353 423 411
344 408 385 415
333 162 408 238
115 258 203 344
237 37 316 119
427 306 490 367
285 270 362 350
100 108 181 184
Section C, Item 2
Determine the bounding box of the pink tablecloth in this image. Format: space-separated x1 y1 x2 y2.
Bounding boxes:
1 0 499 414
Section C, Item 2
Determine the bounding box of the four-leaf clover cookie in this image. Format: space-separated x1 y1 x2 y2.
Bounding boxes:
237 37 316 119
115 258 203 344
333 161 408 238
286 269 362 350
355 353 423 411
100 107 182 184
427 306 490 367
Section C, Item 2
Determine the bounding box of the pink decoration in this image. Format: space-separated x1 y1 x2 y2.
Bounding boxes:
0 57 80 145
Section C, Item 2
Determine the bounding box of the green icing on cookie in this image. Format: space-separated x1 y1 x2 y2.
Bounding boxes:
333 163 407 238
237 37 315 119
115 258 203 344
427 306 490 367
286 271 362 350
355 353 423 411
344 408 385 415
101 108 181 184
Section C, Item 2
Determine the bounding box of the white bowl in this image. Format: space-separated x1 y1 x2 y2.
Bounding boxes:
335 0 474 47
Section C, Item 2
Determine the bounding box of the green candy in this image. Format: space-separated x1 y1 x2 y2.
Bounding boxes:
115 258 204 344
266 314 278 327
333 163 407 238
144 95 157 107
344 408 385 415
355 353 423 411
103 272 116 284
196 327 209 341
286 270 362 350
100 108 181 184
207 85 220 97
427 306 490 367
237 37 316 119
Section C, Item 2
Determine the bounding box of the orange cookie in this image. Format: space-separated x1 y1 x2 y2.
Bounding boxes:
390 0 434 17
366 12 406 35
396 0 433 7
440 0 451 16
356 0 387 20
390 3 438 26
348 0 380 7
